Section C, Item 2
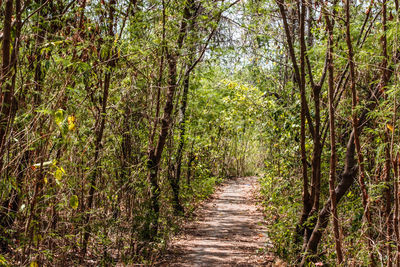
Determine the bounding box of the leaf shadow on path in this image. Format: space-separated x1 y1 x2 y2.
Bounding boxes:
157 176 278 267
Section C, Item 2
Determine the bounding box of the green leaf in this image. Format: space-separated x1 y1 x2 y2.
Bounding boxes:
69 195 79 210
0 255 9 265
54 167 65 181
54 109 65 126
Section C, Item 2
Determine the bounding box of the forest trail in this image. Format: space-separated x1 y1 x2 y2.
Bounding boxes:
158 176 276 266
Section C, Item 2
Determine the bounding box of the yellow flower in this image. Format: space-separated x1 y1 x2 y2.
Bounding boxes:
68 115 76 131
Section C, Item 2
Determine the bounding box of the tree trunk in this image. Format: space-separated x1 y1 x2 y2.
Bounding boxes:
145 53 179 239
301 60 396 266
345 0 374 262
0 0 15 173
145 0 194 238
381 1 392 265
0 0 22 252
172 66 191 215
81 0 116 256
276 0 313 244
325 12 343 264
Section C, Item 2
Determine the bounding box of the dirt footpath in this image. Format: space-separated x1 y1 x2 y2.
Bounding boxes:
158 176 276 266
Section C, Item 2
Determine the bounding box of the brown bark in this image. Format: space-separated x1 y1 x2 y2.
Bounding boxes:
276 0 312 244
148 0 166 150
275 0 315 139
145 52 178 238
299 0 309 213
303 0 331 247
393 153 400 266
0 0 14 174
384 129 392 267
145 0 195 237
325 12 343 264
381 1 392 265
172 1 219 215
345 0 374 263
22 0 51 257
173 64 191 215
301 131 356 266
81 0 116 256
81 70 111 256
300 0 397 261
301 49 396 267
0 0 23 251
143 0 166 239
171 0 198 215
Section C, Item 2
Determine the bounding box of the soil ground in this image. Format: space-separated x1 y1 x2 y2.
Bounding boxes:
157 176 277 266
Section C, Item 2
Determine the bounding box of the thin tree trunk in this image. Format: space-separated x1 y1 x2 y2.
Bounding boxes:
172 64 191 215
393 62 400 266
325 12 343 265
276 0 312 244
345 0 374 263
0 0 15 174
393 153 400 266
300 0 397 260
145 0 194 238
146 52 178 238
186 140 195 186
81 0 116 256
381 1 392 265
0 0 23 252
171 0 198 215
384 126 392 267
148 0 165 150
301 45 396 267
33 0 47 106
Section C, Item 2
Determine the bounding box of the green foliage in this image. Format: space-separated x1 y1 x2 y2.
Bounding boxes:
260 174 300 259
69 195 79 210
1 0 400 265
